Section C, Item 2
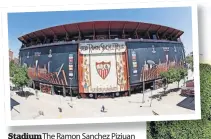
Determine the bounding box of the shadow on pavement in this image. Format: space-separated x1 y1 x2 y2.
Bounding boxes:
10 98 20 110
15 91 34 98
149 88 181 99
10 98 21 114
177 97 195 110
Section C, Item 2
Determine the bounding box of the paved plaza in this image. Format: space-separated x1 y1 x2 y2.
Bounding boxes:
11 71 195 120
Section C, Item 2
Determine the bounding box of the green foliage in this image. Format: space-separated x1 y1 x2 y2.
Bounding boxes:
160 68 176 84
160 67 188 88
9 60 18 77
168 68 179 84
147 63 211 139
160 71 168 80
186 54 193 71
179 67 188 78
11 65 30 88
176 67 188 87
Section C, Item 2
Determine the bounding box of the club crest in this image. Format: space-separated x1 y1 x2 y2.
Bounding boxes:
96 61 111 79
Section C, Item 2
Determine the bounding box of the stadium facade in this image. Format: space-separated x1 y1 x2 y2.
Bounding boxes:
18 21 185 98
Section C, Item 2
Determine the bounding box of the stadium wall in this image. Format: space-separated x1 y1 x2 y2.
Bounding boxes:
19 40 185 97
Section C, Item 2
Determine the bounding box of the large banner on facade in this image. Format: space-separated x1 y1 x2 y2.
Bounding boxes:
20 44 78 87
78 42 129 94
126 41 185 84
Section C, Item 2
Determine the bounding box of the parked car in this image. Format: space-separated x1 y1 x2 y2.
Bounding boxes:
180 80 194 97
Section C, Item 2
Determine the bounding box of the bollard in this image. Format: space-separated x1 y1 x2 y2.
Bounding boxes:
58 107 62 113
101 105 105 112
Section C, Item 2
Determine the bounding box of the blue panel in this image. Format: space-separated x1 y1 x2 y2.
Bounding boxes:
126 41 185 85
19 44 78 87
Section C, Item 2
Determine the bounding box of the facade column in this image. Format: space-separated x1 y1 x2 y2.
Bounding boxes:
51 85 55 95
128 90 131 96
32 81 35 89
62 86 66 97
70 88 73 101
153 81 155 90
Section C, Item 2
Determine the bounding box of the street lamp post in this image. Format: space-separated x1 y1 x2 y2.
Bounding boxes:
58 90 61 105
57 89 64 116
69 78 73 105
70 88 72 102
142 69 145 103
142 60 156 104
149 85 154 107
70 79 72 102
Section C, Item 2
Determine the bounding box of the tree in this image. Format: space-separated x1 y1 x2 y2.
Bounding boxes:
11 65 30 98
167 68 178 84
147 63 211 139
9 60 18 77
160 68 176 87
185 54 193 72
179 67 188 86
175 67 188 88
160 67 188 89
159 68 176 100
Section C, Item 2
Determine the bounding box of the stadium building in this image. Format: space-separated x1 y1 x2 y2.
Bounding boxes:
18 21 185 98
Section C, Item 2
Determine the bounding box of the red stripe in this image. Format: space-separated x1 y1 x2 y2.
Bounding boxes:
106 69 108 78
99 70 102 78
100 70 102 78
104 69 107 79
104 69 106 78
102 70 105 79
103 69 106 79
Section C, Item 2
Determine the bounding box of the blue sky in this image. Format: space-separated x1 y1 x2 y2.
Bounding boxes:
8 7 192 57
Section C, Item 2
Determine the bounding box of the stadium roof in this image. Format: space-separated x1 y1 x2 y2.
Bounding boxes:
18 21 184 47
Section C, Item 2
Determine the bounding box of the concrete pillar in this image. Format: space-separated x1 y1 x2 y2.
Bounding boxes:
62 86 66 97
51 85 55 95
128 90 131 96
153 81 155 90
70 88 73 101
112 92 115 98
33 81 35 89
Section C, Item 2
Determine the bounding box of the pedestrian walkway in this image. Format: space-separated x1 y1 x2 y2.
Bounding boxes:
11 71 195 120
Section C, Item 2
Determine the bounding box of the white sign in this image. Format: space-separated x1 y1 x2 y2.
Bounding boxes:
79 42 126 54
